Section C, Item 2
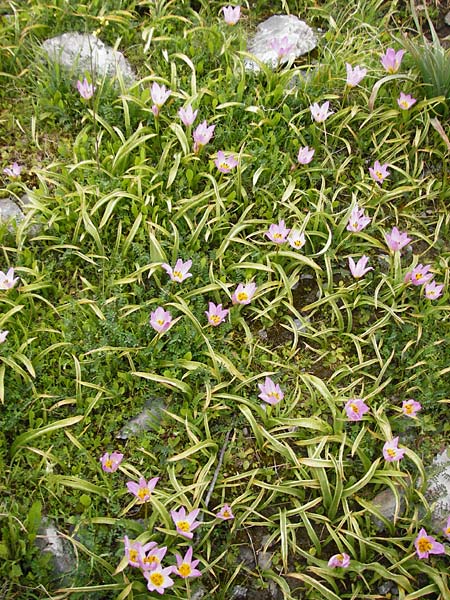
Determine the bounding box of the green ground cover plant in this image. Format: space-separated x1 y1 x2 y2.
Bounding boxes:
0 0 449 598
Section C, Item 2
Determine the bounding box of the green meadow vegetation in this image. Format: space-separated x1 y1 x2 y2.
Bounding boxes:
0 0 449 597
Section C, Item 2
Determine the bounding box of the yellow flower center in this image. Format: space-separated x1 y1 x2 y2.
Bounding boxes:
400 100 408 109
143 554 160 566
273 232 283 239
268 392 280 400
209 315 221 324
104 459 113 469
404 403 413 414
350 403 359 414
387 448 397 458
173 270 183 280
445 527 450 535
222 509 231 518
336 554 343 562
417 537 433 553
219 162 229 170
138 487 150 501
375 170 383 180
129 549 138 563
179 563 192 577
352 222 358 229
415 273 422 280
157 319 164 325
237 292 248 302
150 572 164 586
177 520 190 532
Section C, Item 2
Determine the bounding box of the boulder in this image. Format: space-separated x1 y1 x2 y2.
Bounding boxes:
41 33 136 84
245 15 317 72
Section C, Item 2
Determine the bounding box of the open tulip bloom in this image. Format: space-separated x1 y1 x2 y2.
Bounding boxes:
402 399 422 418
222 5 240 25
328 553 350 568
397 92 416 110
171 507 201 539
424 280 444 300
345 63 367 87
161 259 193 282
287 229 306 250
232 282 256 305
270 36 295 60
349 255 373 279
139 543 168 571
100 451 123 473
150 82 171 116
127 476 159 502
150 307 173 333
0 330 9 344
414 528 445 559
369 160 390 184
345 398 369 421
310 101 333 123
297 146 315 165
124 536 157 568
0 267 19 290
258 376 284 405
3 162 22 177
193 120 215 152
216 504 234 520
179 104 198 127
382 437 405 462
174 546 202 578
144 566 175 594
380 47 405 74
404 263 433 286
215 151 238 173
385 226 411 252
347 206 371 232
205 302 229 326
77 77 95 100
266 220 290 244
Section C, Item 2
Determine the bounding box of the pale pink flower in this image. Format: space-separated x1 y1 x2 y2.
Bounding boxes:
424 280 444 300
258 376 284 405
151 82 171 116
397 92 416 110
345 63 367 87
414 528 445 559
216 504 234 520
266 220 290 244
179 104 198 127
344 398 369 422
193 120 215 153
77 77 95 100
443 515 450 539
222 5 241 25
144 566 175 594
385 227 411 252
381 48 405 74
310 101 333 123
369 160 390 184
347 206 371 232
270 36 295 59
124 536 155 568
205 302 229 326
382 437 405 462
3 162 22 178
139 543 168 571
328 553 350 568
402 399 422 418
0 267 19 290
404 264 433 286
287 229 306 250
348 255 373 279
161 259 193 283
215 151 238 173
232 282 257 305
171 507 201 539
150 307 173 333
100 451 123 473
297 146 315 165
174 546 202 579
126 476 159 502
0 330 9 344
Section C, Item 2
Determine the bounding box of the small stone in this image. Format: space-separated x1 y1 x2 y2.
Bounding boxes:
231 585 248 599
445 11 450 27
238 545 256 569
245 15 317 72
0 197 25 231
257 550 272 570
191 585 207 600
42 33 136 84
117 397 165 439
35 518 74 582
426 447 450 533
371 487 405 531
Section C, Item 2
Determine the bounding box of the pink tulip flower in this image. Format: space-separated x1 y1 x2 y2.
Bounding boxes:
179 104 198 127
0 330 9 344
3 162 22 177
174 547 202 578
385 227 411 252
139 543 168 571
270 36 295 60
232 282 257 305
171 507 201 539
404 263 433 286
193 120 215 153
150 307 173 333
0 267 19 290
310 101 333 123
414 528 445 559
100 451 124 473
77 77 95 100
402 399 422 418
328 553 350 568
297 146 315 165
348 256 373 279
397 92 416 110
383 437 405 462
369 160 390 184
345 63 367 87
215 151 238 173
258 376 284 405
216 504 235 520
380 48 405 74
205 302 229 326
144 566 175 594
151 82 171 116
347 206 371 232
266 220 290 244
345 398 369 422
124 536 157 568
161 259 193 282
424 280 444 300
222 5 241 25
287 229 306 250
126 476 159 502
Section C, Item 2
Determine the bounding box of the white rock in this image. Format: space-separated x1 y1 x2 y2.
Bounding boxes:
0 197 25 230
445 11 450 27
42 32 136 84
245 15 317 72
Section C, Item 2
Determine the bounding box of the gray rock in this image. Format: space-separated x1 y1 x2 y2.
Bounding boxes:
231 585 248 599
426 448 450 533
191 585 207 600
35 518 74 582
0 197 25 231
238 545 256 569
371 487 406 531
42 33 136 84
445 11 450 27
117 397 166 439
257 549 272 570
245 15 317 72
